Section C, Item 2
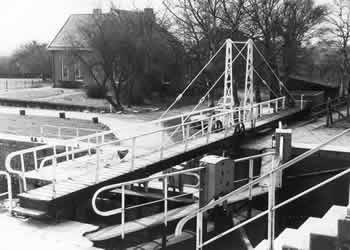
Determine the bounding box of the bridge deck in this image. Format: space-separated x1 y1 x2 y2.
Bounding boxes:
19 107 301 206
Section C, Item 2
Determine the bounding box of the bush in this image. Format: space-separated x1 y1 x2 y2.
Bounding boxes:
86 84 106 99
55 80 85 89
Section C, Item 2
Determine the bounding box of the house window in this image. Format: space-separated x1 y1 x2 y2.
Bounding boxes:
61 56 69 81
74 63 82 81
62 65 69 80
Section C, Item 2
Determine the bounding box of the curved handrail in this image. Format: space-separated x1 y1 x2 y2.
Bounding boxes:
174 128 350 246
92 166 204 217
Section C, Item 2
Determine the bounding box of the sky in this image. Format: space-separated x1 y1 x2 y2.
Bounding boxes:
0 0 332 56
0 0 162 56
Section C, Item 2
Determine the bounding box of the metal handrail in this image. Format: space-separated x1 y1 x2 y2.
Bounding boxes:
5 96 286 197
175 128 350 250
91 151 273 240
92 167 204 239
0 171 12 214
40 124 104 139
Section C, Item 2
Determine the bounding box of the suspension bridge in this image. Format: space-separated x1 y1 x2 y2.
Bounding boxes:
1 39 311 248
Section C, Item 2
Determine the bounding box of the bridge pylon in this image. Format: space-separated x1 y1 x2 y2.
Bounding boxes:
243 39 255 122
223 39 234 109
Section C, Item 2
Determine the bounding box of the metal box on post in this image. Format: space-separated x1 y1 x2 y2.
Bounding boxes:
200 155 235 206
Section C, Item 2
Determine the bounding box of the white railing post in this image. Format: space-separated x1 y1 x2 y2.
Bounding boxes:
65 146 69 161
160 130 165 160
76 128 79 137
164 176 168 227
95 145 100 183
207 117 212 144
249 159 253 200
88 137 91 155
267 154 276 250
20 154 27 192
275 99 278 113
185 124 190 152
301 94 304 110
121 185 125 239
131 137 136 170
52 145 57 198
196 211 203 250
33 151 38 171
40 126 44 140
58 127 61 138
282 96 286 109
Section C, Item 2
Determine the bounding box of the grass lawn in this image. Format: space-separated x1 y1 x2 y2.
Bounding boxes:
0 87 68 100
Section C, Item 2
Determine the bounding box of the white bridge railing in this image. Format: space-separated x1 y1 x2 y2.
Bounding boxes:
5 97 286 197
39 125 104 140
90 151 275 240
174 128 350 250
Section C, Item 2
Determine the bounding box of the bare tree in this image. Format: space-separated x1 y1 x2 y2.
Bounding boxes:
327 0 350 96
276 0 328 81
67 7 183 109
163 0 245 105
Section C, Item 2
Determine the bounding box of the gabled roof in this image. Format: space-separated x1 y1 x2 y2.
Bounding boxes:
48 14 93 51
48 9 151 51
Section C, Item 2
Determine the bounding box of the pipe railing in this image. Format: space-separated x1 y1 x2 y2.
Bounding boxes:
91 151 275 240
5 97 287 197
92 166 204 239
40 125 104 139
0 171 12 214
175 128 350 250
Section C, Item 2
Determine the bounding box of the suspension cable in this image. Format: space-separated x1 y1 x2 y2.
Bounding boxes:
177 41 249 124
230 43 280 99
252 43 296 103
159 40 228 119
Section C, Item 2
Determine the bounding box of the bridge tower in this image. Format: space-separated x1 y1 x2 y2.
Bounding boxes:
243 39 254 119
223 39 234 108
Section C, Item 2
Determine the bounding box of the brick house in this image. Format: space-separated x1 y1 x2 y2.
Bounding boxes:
47 8 184 97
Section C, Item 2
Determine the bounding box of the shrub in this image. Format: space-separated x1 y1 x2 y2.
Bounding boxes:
86 83 106 99
55 80 85 89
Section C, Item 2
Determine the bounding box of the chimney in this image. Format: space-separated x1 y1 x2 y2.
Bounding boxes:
93 8 102 15
143 8 155 22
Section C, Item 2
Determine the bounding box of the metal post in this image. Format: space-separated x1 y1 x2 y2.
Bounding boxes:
88 137 91 155
301 94 304 110
33 151 38 171
20 154 27 192
121 185 125 239
65 146 69 161
185 124 190 152
40 126 44 139
76 128 79 137
164 176 168 226
162 176 168 249
52 146 57 198
131 137 136 170
207 117 212 144
267 155 276 250
95 146 100 183
282 97 286 109
249 159 253 200
196 212 203 250
160 130 165 160
58 127 61 138
275 99 278 112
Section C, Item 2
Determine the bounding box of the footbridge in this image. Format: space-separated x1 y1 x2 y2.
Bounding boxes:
3 39 306 220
